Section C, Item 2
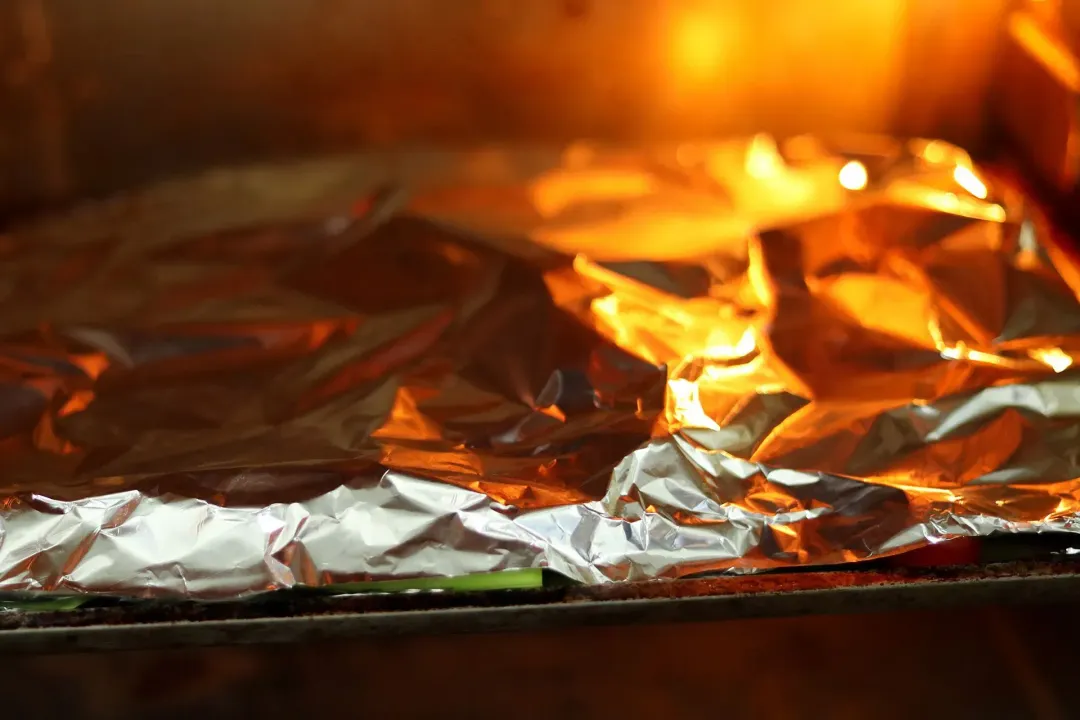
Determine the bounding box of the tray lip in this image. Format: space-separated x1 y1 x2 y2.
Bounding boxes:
2 562 1079 654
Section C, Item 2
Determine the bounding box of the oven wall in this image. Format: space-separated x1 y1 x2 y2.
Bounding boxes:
0 0 1009 217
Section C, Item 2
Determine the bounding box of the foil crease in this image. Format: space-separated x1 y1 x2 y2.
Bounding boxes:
3 136 1080 598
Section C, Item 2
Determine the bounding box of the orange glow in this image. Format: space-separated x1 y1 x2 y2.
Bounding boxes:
670 13 730 82
920 141 950 165
744 134 785 179
1030 347 1075 372
57 390 95 418
838 160 868 190
1009 10 1080 91
10 133 1080 574
887 184 1006 222
531 168 656 218
912 139 972 167
70 353 109 380
953 165 989 199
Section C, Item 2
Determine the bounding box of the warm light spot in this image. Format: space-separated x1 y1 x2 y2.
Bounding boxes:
530 169 656 218
744 134 785 179
912 139 971 168
941 343 1030 370
953 165 988 199
1010 11 1080 91
920 140 950 165
306 320 338 350
838 160 868 191
70 352 109 380
672 15 728 80
704 326 758 361
666 378 721 431
57 390 94 418
537 405 567 423
1030 347 1074 372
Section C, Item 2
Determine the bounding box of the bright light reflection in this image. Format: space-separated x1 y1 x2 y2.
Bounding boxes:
673 17 727 79
953 165 988 199
838 160 868 191
1030 347 1075 372
745 134 785 179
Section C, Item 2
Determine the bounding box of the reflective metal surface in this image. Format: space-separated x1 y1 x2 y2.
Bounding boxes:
3 136 1080 598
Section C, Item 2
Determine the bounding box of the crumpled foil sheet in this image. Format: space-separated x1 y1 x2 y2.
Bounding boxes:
4 135 1080 598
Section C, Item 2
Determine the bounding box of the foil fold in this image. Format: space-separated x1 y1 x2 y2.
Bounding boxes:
3 136 1080 598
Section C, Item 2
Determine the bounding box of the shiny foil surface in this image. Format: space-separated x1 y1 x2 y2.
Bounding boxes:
3 136 1080 598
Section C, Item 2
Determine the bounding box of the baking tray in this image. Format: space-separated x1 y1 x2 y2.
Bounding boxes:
0 144 1077 655
0 556 1076 654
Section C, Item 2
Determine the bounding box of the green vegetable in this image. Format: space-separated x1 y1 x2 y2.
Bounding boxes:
0 596 89 613
0 568 560 612
321 568 546 594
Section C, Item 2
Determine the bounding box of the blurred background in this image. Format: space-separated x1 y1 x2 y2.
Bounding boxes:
0 0 1017 216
